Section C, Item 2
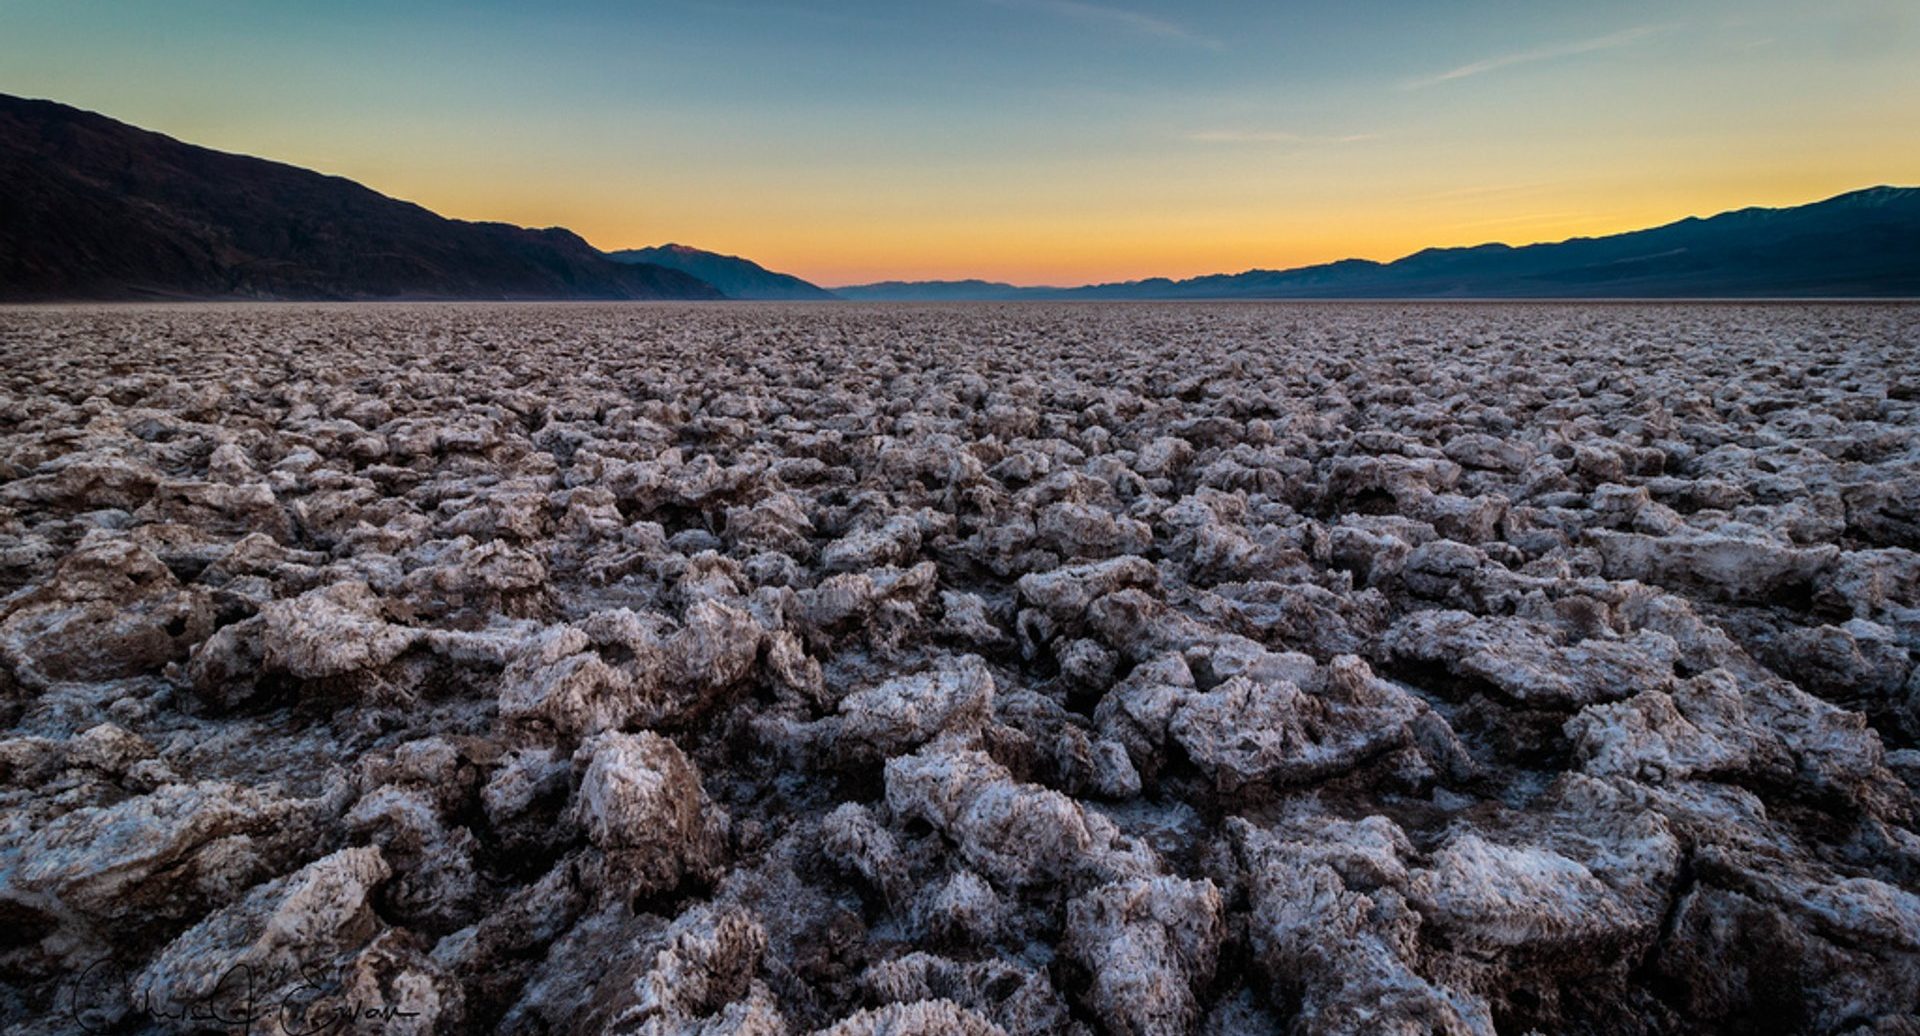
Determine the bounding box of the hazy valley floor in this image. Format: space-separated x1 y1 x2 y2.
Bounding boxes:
1 302 1918 1035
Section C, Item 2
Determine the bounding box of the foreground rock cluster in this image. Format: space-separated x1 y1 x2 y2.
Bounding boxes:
0 302 1916 1035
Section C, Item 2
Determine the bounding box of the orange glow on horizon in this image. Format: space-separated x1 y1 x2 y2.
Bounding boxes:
8 1 1915 288
401 168 1916 287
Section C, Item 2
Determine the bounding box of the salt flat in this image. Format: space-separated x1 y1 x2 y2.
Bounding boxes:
1 302 1916 1034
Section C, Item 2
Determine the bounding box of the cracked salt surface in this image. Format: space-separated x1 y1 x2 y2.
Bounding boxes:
0 301 1917 1034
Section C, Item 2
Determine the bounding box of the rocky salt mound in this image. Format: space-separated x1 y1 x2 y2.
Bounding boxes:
0 301 1917 1035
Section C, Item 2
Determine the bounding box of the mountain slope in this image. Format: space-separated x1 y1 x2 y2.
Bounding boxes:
831 279 1041 301
1064 186 1920 299
830 188 1920 300
607 244 833 300
0 94 720 301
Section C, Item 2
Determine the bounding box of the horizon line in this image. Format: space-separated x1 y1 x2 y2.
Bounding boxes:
794 182 1911 290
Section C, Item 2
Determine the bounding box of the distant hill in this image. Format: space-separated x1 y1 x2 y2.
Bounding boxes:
832 279 1043 301
607 244 833 300
0 94 720 301
831 188 1920 300
4 91 1915 303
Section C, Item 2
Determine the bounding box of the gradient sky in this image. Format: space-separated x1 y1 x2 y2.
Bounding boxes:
4 0 1917 285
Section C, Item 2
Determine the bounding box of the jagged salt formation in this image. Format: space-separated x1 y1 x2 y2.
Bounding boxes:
1 302 1917 1035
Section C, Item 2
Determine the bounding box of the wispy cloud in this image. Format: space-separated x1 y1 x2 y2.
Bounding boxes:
989 0 1222 49
1187 130 1378 145
1406 25 1668 88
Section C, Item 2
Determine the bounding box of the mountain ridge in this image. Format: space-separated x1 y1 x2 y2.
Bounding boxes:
830 279 1039 301
3 93 1915 303
0 93 721 301
606 244 834 300
829 186 1920 300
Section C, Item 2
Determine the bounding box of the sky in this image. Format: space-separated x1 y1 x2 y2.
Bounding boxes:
3 0 1917 286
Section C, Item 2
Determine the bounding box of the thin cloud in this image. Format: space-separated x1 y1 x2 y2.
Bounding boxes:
1187 130 1378 145
989 0 1222 49
1406 25 1668 88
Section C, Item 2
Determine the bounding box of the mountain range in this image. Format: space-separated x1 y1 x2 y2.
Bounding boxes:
0 94 716 301
840 186 1920 300
1 92 1915 302
828 279 1043 301
605 244 834 300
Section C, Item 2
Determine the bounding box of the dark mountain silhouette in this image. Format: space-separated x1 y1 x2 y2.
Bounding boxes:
4 92 1914 304
831 279 1041 301
832 187 1920 300
0 94 720 301
607 244 833 300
